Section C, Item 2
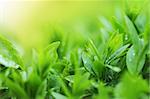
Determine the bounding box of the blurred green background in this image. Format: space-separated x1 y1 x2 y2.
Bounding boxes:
0 0 149 53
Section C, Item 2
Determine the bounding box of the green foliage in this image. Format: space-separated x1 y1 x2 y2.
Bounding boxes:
0 1 149 99
0 36 23 69
115 72 149 99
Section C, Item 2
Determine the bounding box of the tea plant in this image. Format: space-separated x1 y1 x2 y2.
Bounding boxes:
0 2 149 99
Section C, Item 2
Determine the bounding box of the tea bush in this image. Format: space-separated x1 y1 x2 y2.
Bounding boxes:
0 1 149 99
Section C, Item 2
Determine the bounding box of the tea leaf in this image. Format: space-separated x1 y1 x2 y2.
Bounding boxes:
82 51 95 75
125 16 141 52
106 44 130 64
5 79 28 99
52 92 67 99
126 46 145 74
0 36 23 69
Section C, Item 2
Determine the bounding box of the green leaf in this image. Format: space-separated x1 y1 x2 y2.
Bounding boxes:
73 72 90 98
38 41 60 76
112 17 125 33
45 41 60 52
93 60 105 77
57 75 71 97
88 40 101 60
31 49 39 67
105 64 121 73
136 43 149 71
5 79 28 99
115 72 149 99
36 80 47 99
126 46 145 74
82 51 95 75
125 16 141 52
143 23 150 45
135 14 147 33
108 33 123 52
105 44 130 64
45 41 60 63
94 82 112 99
27 69 42 97
52 92 67 99
0 36 23 69
65 75 74 83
